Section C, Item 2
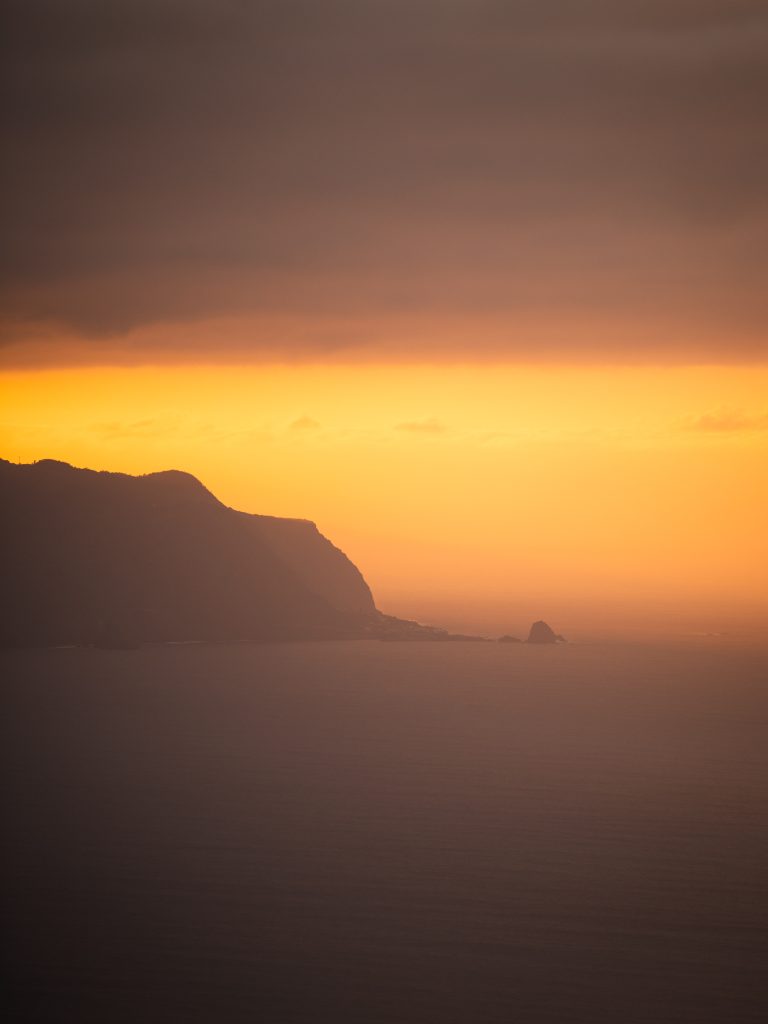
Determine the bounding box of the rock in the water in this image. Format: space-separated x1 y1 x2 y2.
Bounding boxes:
497 634 522 643
526 620 566 644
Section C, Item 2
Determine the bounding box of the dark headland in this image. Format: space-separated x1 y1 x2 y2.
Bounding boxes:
0 459 502 648
0 459 566 648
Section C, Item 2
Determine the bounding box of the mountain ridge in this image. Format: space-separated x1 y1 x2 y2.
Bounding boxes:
0 458 378 647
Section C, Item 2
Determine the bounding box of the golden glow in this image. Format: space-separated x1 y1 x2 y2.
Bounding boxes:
2 364 767 637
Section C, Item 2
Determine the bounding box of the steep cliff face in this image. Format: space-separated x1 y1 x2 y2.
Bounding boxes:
0 459 376 646
242 513 375 617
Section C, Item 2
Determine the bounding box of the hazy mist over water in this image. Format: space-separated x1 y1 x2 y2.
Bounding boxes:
3 641 768 1023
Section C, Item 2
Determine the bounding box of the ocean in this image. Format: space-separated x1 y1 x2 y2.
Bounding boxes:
3 640 767 1022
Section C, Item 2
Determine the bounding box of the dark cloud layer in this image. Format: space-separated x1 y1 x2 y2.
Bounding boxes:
2 1 767 363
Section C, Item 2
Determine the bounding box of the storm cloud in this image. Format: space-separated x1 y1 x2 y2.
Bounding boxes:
2 1 767 363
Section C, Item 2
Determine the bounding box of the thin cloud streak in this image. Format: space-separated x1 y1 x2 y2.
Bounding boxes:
395 418 447 435
289 416 321 431
684 410 768 433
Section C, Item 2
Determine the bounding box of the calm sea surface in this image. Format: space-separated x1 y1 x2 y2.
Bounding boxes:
3 640 767 1023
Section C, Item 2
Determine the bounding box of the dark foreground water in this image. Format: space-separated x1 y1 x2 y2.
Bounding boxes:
2 640 768 1023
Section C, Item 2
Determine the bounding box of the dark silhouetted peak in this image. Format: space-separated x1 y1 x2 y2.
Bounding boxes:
526 621 566 644
138 469 220 509
0 457 79 478
31 458 74 471
142 468 212 490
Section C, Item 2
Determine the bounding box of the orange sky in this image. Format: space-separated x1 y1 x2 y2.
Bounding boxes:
2 362 766 639
3 5 767 641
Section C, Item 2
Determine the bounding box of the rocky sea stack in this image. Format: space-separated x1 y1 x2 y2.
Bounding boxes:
526 620 566 644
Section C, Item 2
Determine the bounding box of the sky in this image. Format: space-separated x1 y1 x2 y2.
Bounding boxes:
2 2 767 637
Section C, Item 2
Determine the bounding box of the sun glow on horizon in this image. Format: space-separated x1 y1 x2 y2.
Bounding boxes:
2 362 767 637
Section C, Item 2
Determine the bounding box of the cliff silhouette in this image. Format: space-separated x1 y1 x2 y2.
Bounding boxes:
0 459 380 647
